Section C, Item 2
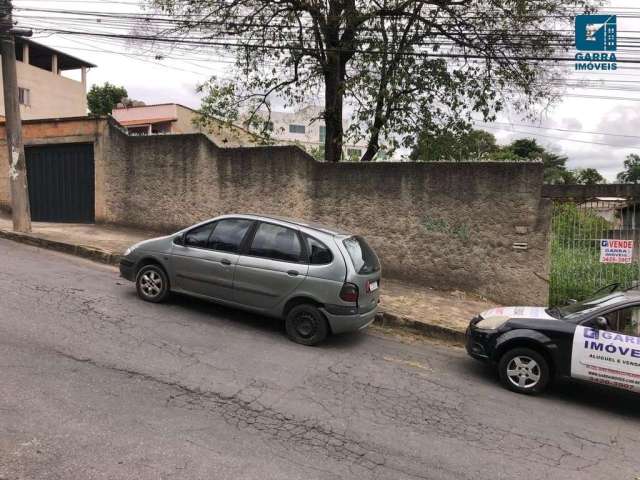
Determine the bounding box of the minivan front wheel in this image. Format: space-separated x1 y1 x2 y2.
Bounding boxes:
285 305 329 346
136 264 170 303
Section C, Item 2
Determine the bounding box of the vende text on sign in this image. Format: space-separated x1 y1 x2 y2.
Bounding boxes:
600 239 634 264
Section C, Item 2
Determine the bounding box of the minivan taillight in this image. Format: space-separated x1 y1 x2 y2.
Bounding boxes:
339 283 359 303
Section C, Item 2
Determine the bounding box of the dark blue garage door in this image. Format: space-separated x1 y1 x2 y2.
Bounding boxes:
26 143 95 223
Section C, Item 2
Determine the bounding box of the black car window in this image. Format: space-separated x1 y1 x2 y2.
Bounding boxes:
249 223 302 262
343 236 380 274
306 235 332 264
184 223 215 248
561 293 626 320
605 305 640 336
208 219 253 253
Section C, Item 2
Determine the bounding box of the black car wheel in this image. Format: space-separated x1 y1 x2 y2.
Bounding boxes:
498 348 550 395
285 305 329 346
136 265 170 303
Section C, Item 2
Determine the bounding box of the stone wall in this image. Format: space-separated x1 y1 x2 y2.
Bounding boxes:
100 124 551 304
0 118 551 304
542 184 640 200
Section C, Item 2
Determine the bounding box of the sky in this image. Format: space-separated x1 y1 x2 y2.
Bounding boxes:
13 0 640 180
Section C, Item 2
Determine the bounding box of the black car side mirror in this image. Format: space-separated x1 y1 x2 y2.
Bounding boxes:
594 316 609 330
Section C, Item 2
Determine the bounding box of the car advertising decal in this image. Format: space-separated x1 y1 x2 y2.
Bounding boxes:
571 326 640 392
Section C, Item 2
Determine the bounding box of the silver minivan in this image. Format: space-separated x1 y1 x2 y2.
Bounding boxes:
119 214 381 345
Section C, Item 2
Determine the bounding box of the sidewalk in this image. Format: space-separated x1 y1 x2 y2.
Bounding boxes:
0 213 497 343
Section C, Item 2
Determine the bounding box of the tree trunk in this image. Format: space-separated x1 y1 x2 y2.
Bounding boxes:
324 53 345 163
360 86 388 162
360 120 382 162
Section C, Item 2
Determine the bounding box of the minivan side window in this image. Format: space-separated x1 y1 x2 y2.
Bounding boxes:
306 235 333 264
208 219 253 253
184 223 215 248
249 223 302 262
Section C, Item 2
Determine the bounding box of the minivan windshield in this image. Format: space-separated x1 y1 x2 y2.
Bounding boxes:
550 292 626 321
343 236 380 274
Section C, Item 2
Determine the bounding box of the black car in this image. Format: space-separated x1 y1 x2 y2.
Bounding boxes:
466 284 640 395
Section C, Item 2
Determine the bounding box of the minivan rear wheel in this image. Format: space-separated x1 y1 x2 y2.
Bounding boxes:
285 305 329 346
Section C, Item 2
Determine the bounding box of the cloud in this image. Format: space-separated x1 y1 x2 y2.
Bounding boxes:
595 105 640 148
560 117 583 130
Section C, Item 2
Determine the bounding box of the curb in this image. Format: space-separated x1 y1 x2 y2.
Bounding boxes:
1 227 466 345
0 228 121 267
374 311 466 345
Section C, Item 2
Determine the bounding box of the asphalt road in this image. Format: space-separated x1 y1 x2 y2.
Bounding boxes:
1 238 639 480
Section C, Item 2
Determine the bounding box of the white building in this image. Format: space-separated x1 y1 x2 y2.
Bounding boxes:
266 105 385 161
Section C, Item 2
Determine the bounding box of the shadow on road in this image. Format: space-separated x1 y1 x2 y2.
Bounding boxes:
462 354 640 418
122 288 370 350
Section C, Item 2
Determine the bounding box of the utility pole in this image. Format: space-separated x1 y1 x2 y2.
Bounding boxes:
0 0 31 232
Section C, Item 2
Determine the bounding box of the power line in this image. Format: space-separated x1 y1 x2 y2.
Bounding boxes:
477 121 640 140
18 27 640 64
478 124 640 149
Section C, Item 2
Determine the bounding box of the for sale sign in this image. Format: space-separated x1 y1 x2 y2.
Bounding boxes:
571 326 640 393
599 239 633 264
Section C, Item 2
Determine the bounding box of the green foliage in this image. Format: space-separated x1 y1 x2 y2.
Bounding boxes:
549 246 638 307
410 132 606 186
487 148 525 162
509 138 545 159
549 203 636 306
575 168 606 185
87 82 128 116
617 153 640 184
411 128 498 161
489 138 572 183
308 146 325 162
551 203 609 243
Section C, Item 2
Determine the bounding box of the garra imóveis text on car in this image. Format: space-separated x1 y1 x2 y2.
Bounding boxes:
466 284 640 395
119 214 381 346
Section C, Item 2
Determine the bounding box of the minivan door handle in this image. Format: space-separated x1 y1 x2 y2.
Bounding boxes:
220 259 232 266
287 270 299 276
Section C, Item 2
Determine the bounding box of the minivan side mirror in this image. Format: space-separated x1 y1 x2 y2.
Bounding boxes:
173 234 185 246
594 316 609 330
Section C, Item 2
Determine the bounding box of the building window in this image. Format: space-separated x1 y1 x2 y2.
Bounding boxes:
18 87 30 106
319 125 326 143
289 124 305 134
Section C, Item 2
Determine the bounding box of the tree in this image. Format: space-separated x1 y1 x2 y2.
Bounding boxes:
487 137 573 184
87 82 128 116
575 168 605 185
149 0 594 162
410 128 498 161
617 154 640 184
508 138 545 160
